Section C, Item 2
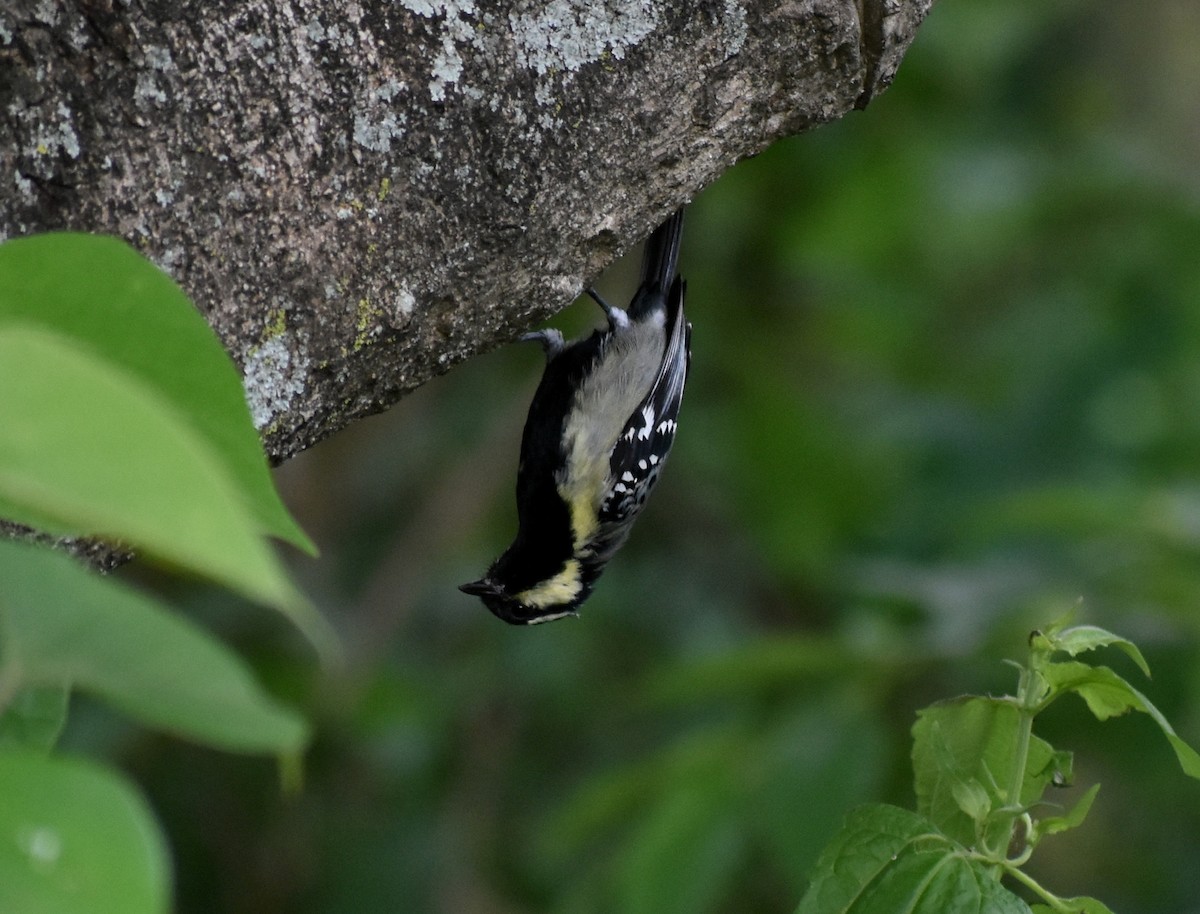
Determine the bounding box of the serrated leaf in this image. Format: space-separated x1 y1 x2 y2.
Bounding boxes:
0 539 308 754
0 750 170 914
0 686 68 751
0 325 334 656
1038 783 1100 839
1044 661 1200 778
1045 662 1137 720
913 698 1059 847
795 804 1031 914
1048 625 1150 677
0 232 314 555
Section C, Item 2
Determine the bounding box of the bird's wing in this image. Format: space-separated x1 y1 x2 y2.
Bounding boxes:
599 277 690 527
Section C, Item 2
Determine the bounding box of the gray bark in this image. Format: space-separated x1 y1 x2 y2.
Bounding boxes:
1 0 932 461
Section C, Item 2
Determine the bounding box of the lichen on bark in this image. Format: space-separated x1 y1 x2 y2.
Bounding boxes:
0 0 933 461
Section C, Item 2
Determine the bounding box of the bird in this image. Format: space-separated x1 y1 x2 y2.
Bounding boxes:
460 208 691 624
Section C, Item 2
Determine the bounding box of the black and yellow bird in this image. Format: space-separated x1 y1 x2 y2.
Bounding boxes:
461 209 691 624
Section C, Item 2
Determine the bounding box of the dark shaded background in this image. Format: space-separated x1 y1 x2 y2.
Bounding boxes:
67 1 1200 911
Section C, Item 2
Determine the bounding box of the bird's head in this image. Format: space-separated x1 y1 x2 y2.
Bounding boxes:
459 577 580 625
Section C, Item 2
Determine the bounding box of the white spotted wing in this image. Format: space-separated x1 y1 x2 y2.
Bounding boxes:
599 279 690 526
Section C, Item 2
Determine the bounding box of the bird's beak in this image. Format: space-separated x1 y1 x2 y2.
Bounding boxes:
459 579 500 597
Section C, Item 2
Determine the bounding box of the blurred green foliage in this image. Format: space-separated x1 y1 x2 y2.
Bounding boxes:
68 1 1200 911
0 233 322 914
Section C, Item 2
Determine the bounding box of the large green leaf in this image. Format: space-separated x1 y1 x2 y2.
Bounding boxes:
0 750 170 914
796 804 1030 914
0 232 314 554
912 697 1063 848
0 539 308 754
0 325 332 653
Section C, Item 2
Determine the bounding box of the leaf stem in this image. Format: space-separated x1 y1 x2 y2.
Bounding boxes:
997 653 1044 864
1003 862 1072 911
1006 665 1036 814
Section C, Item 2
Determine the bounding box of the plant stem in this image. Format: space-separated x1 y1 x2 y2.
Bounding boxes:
1002 662 1037 853
1004 863 1071 911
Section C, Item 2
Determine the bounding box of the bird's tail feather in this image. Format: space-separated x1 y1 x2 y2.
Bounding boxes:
638 208 685 299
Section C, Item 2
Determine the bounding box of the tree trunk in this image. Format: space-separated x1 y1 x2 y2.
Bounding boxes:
1 0 932 461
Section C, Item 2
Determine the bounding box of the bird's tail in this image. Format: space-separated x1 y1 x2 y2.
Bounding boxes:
630 208 685 318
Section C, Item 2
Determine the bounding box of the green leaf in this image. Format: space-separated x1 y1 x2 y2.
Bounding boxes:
795 804 1031 914
1042 661 1200 778
0 325 334 656
1037 783 1100 839
0 232 314 554
1046 625 1150 678
0 750 170 914
1031 897 1115 914
0 539 309 754
1043 662 1136 720
0 686 68 751
951 779 992 822
913 698 1063 847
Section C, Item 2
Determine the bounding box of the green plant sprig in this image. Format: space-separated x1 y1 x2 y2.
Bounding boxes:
796 614 1200 914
